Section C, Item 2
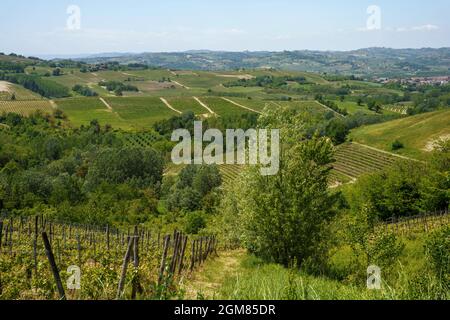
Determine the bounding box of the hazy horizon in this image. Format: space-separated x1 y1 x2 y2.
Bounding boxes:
1 0 449 57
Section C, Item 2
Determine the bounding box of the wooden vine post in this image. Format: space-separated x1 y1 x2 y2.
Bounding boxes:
41 232 66 300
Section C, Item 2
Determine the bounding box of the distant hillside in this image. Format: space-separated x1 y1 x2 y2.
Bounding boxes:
75 48 450 78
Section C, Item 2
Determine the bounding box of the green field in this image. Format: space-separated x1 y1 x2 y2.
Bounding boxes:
223 98 272 113
334 100 376 115
165 97 209 115
200 97 255 116
55 97 127 128
350 109 450 159
105 97 179 128
276 100 330 114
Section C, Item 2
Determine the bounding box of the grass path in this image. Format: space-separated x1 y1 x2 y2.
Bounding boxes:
182 249 245 300
160 97 182 114
172 80 190 90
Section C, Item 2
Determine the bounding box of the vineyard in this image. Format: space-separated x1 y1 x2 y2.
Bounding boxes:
379 210 450 235
219 164 245 186
0 100 54 116
0 216 218 300
104 97 179 128
122 131 163 148
200 97 255 116
55 97 127 129
164 97 210 115
331 143 401 182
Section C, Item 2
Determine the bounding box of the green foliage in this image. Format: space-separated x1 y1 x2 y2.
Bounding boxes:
349 161 428 220
230 105 338 268
391 140 404 151
98 80 138 95
84 147 164 191
0 73 70 98
346 205 405 282
165 165 222 212
184 211 207 234
72 84 98 97
425 226 450 288
325 118 349 145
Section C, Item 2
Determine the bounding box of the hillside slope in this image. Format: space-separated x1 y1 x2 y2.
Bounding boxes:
349 109 450 160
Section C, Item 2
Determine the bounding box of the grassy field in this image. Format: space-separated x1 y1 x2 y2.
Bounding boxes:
55 97 127 128
200 97 255 116
276 100 330 114
349 109 450 159
334 100 376 115
0 100 53 116
165 97 209 115
104 97 179 129
0 81 43 100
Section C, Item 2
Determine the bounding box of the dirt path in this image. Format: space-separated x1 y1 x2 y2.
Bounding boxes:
0 81 12 92
352 141 422 163
315 100 346 118
172 80 190 90
49 100 58 109
160 97 182 114
193 97 215 115
182 250 245 300
221 97 262 114
99 97 113 111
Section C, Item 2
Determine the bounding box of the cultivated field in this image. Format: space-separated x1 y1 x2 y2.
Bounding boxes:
331 142 401 182
350 109 450 159
0 100 53 116
104 97 179 129
55 98 127 128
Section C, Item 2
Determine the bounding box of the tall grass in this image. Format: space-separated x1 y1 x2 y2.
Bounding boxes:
218 255 449 300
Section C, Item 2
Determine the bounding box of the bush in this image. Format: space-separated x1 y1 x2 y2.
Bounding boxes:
391 140 404 151
425 226 450 288
184 212 206 234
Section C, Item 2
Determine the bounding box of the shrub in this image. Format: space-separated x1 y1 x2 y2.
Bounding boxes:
184 211 206 234
425 226 450 288
391 140 404 151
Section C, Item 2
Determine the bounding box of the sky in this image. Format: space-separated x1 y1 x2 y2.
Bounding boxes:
1 0 449 57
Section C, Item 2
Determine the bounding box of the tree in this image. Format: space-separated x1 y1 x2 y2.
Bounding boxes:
230 105 338 268
325 118 349 145
52 68 62 76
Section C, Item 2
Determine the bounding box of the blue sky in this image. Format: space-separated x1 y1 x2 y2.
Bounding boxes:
1 0 449 57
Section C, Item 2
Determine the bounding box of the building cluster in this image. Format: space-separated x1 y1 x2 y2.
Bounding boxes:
375 76 449 86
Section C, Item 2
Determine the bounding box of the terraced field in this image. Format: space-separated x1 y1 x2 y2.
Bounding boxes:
332 143 401 182
0 100 54 116
55 97 127 128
